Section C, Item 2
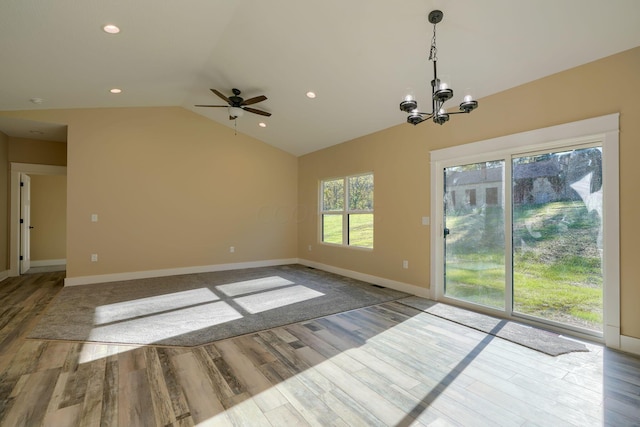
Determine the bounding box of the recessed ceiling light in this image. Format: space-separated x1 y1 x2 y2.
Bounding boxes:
103 24 120 34
258 122 267 128
109 88 122 94
306 91 316 99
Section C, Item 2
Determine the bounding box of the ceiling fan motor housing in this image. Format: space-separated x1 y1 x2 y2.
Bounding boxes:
229 96 244 106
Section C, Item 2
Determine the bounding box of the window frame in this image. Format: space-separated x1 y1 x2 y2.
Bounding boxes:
319 172 374 249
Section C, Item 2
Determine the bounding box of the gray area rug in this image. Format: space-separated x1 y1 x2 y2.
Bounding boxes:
398 296 589 356
29 264 407 347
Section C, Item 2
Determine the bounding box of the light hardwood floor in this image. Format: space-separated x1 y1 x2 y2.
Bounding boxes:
1 272 639 426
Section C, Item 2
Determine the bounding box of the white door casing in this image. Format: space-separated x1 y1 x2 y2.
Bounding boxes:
19 174 31 274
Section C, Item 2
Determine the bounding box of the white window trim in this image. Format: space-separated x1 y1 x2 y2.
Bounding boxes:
319 172 374 249
430 114 620 347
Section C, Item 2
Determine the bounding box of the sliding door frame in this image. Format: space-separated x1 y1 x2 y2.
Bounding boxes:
430 114 620 347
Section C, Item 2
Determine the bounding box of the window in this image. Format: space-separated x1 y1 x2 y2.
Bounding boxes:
486 187 498 205
466 189 477 206
320 173 373 248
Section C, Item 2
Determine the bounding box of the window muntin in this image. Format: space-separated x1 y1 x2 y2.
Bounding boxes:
320 173 373 248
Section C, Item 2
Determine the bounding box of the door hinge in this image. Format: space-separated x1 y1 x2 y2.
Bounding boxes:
19 255 23 261
20 181 24 187
20 218 23 224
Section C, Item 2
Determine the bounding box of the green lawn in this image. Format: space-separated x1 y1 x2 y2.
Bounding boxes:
445 201 603 331
322 214 373 248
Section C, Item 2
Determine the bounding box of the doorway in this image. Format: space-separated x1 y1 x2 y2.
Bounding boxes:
10 163 67 276
431 115 619 344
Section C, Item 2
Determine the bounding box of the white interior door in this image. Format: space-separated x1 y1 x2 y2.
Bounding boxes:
20 174 31 274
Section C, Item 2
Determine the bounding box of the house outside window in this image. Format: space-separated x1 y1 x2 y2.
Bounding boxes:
320 173 373 248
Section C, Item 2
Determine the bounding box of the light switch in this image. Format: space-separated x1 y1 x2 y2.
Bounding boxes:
91 214 98 222
422 216 430 225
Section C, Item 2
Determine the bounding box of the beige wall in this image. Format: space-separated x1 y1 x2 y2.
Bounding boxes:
30 174 67 262
298 46 640 339
0 107 298 278
8 137 67 166
0 131 8 271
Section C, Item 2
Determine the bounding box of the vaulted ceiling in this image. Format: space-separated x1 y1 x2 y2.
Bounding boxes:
1 0 639 156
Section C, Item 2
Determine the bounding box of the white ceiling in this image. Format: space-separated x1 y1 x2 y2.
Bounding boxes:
1 0 639 156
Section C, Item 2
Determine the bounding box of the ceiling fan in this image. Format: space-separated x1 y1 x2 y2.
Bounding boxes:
195 88 271 120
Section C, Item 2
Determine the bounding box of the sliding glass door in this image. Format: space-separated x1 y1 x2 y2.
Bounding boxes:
444 161 505 309
442 146 604 333
512 147 603 331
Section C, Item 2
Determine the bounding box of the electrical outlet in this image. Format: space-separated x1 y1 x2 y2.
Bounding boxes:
308 245 312 251
229 246 235 253
402 260 409 269
91 254 98 262
91 214 98 222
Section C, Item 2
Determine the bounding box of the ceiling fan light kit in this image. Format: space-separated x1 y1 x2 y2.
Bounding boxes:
399 10 478 126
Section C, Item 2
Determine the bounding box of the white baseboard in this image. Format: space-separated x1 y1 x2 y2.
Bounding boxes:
298 258 430 298
620 334 640 356
0 270 9 282
64 258 299 286
31 259 67 267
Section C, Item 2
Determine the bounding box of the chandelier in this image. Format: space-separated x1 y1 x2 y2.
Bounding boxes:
399 10 478 125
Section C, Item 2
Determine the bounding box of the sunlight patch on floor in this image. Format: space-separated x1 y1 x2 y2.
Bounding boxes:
78 342 145 364
94 288 220 324
217 276 295 297
234 285 324 314
89 301 243 344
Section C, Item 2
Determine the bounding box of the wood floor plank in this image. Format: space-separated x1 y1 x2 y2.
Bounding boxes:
155 347 192 422
100 356 118 427
294 344 410 426
2 368 60 427
223 392 273 427
213 339 288 413
77 356 106 427
263 402 310 427
117 349 155 427
191 346 238 406
170 351 229 425
143 347 178 427
42 402 81 427
267 372 343 426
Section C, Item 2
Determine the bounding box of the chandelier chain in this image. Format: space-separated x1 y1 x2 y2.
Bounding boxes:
429 23 438 61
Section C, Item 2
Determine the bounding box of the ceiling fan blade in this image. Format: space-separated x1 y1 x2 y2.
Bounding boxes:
241 95 267 106
194 104 228 107
210 89 230 103
243 107 272 117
